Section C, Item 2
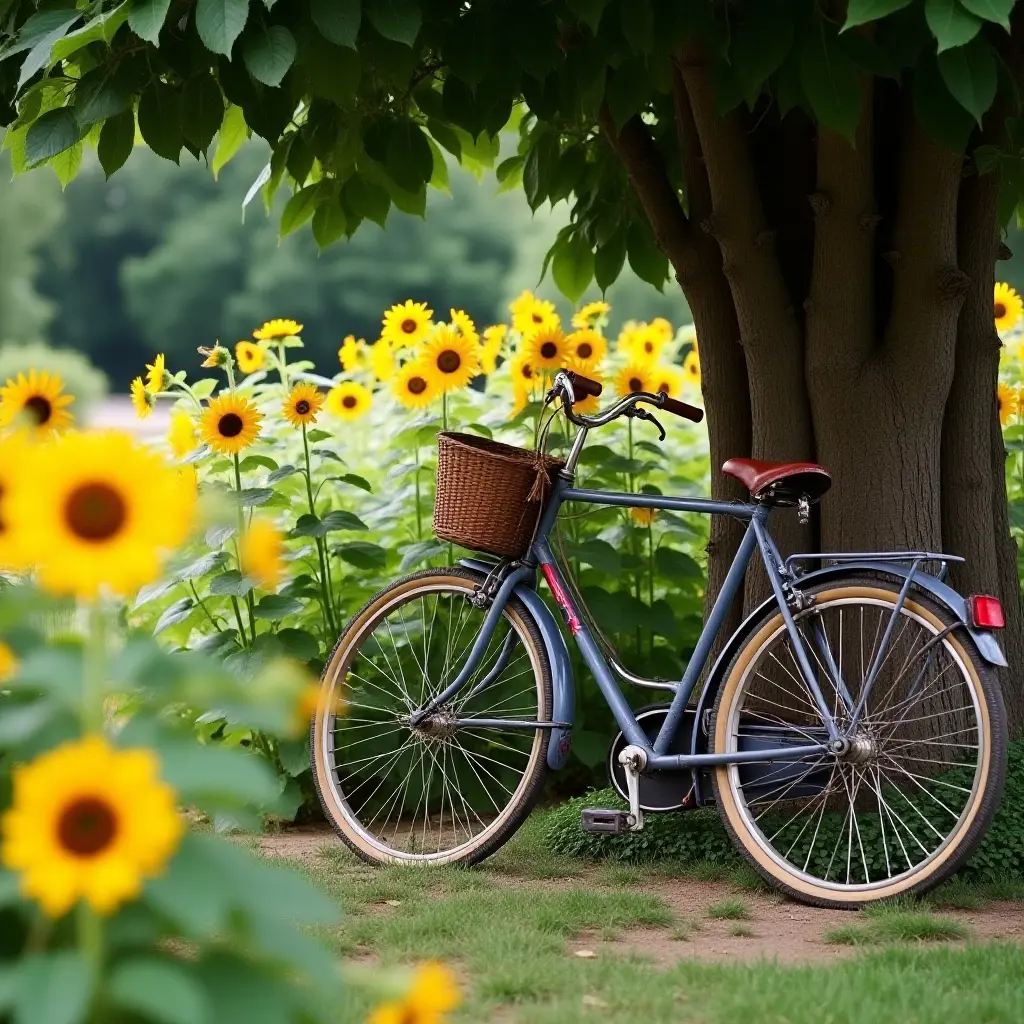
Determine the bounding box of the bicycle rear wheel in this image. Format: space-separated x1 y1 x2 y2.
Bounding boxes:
711 578 1007 907
311 568 552 865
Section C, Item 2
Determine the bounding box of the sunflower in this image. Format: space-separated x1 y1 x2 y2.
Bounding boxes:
145 353 167 393
326 381 372 421
565 329 607 370
130 377 153 420
571 300 610 330
682 350 701 388
0 370 75 436
651 365 684 399
369 963 461 1024
998 381 1018 425
629 323 666 365
241 518 284 590
167 411 198 460
283 382 324 428
449 308 480 346
200 393 263 456
649 317 674 342
421 325 480 392
199 344 230 369
253 318 303 342
382 300 433 347
614 362 655 398
481 325 507 374
370 339 397 382
509 353 537 415
523 325 568 372
235 340 265 374
290 680 322 737
994 282 1023 334
564 359 603 415
0 640 17 682
0 433 29 571
338 335 365 372
393 360 440 410
0 735 182 917
630 506 657 527
510 291 559 335
5 431 196 598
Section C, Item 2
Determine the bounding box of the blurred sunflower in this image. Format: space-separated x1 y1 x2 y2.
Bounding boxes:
651 365 683 399
631 507 657 527
0 735 182 917
200 394 263 455
283 383 324 427
649 317 674 342
998 381 1018 425
564 358 603 415
571 300 610 330
338 335 365 372
253 318 303 342
682 350 701 387
630 324 666 364
130 377 153 420
6 431 195 597
481 325 507 374
393 360 439 410
167 411 197 460
235 340 265 374
241 518 284 590
565 329 607 370
0 640 16 681
421 324 480 392
614 362 654 397
145 353 167 393
198 344 229 369
370 339 396 382
382 300 433 347
523 325 568 372
449 308 480 346
0 432 29 570
369 962 461 1024
510 291 559 335
326 381 372 421
0 370 75 436
994 282 1022 334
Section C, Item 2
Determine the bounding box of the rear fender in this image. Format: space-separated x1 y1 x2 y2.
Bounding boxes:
460 559 574 770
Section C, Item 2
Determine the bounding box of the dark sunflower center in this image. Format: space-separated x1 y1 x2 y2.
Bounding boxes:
65 483 127 542
540 342 557 359
25 395 52 425
629 377 643 392
644 341 654 353
521 365 533 379
58 796 117 857
295 400 311 415
408 376 427 395
995 302 1007 318
437 350 461 373
342 395 357 409
401 318 417 333
219 413 244 438
532 312 542 323
0 484 6 534
577 342 593 359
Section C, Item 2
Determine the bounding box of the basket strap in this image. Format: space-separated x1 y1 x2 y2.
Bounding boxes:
525 450 554 504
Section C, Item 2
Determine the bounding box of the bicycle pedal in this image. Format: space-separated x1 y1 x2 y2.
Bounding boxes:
581 808 637 834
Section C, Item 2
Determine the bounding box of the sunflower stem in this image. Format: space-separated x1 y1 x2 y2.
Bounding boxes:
442 391 448 433
188 581 222 633
83 601 107 734
230 596 250 647
303 423 338 637
77 902 104 993
414 444 423 541
277 342 289 390
233 455 257 640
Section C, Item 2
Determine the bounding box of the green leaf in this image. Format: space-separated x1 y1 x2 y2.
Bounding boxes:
386 121 433 192
606 57 651 127
154 597 193 635
25 109 81 167
138 80 183 162
925 0 982 51
49 4 132 65
365 0 421 46
619 0 653 53
253 594 303 620
244 25 296 87
335 472 372 491
523 132 559 210
158 742 278 807
213 104 248 177
266 463 299 483
937 35 997 122
310 0 360 47
98 108 135 177
626 221 668 291
73 73 128 127
496 154 524 192
181 73 224 153
277 628 320 661
655 546 703 579
236 487 274 507
799 26 862 140
322 510 368 530
312 199 347 248
960 0 1014 29
343 172 390 226
552 233 594 303
15 952 92 1024
575 538 621 573
196 0 250 56
732 2 794 106
595 232 626 291
335 541 387 569
15 11 82 89
174 551 226 581
210 570 254 597
428 137 449 191
843 0 914 30
50 142 83 188
306 428 332 442
109 958 210 1024
129 0 172 44
280 183 321 237
238 454 278 472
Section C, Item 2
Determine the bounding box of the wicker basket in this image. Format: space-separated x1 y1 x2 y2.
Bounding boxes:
433 432 564 558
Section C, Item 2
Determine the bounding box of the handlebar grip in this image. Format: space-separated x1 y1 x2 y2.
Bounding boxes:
659 392 704 423
566 371 603 399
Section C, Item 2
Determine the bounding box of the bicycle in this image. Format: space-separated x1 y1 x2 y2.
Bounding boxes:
311 369 1009 908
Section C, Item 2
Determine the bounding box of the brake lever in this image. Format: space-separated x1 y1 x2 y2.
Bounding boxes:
632 406 666 442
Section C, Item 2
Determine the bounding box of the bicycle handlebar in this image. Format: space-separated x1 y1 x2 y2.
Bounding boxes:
555 370 704 428
565 370 603 398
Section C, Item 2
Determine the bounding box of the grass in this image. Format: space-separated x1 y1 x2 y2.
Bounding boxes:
279 815 1024 1023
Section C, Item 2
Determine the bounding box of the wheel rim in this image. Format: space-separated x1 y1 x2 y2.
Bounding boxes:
318 579 546 862
720 591 988 895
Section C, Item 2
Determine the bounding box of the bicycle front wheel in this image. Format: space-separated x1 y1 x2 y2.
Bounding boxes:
711 578 1007 907
311 568 552 865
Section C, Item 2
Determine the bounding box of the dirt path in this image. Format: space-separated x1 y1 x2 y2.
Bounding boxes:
258 826 1024 965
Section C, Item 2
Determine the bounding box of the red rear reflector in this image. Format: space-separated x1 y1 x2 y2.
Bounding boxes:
968 595 1005 629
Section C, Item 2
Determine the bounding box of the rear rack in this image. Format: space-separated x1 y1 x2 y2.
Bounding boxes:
784 551 964 583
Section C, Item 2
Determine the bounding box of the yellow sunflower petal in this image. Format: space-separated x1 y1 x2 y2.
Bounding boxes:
283 382 324 428
253 318 303 341
199 393 263 456
421 324 480 392
325 381 372 421
382 300 433 348
235 341 266 375
392 360 439 410
994 282 1023 334
0 370 75 437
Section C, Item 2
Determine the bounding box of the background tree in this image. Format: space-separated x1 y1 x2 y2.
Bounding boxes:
2 0 1023 722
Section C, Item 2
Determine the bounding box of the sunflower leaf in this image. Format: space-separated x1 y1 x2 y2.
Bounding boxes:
310 447 344 463
154 597 194 635
266 464 299 484
235 487 274 507
306 428 332 442
253 594 303 620
209 571 254 597
14 951 92 1024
